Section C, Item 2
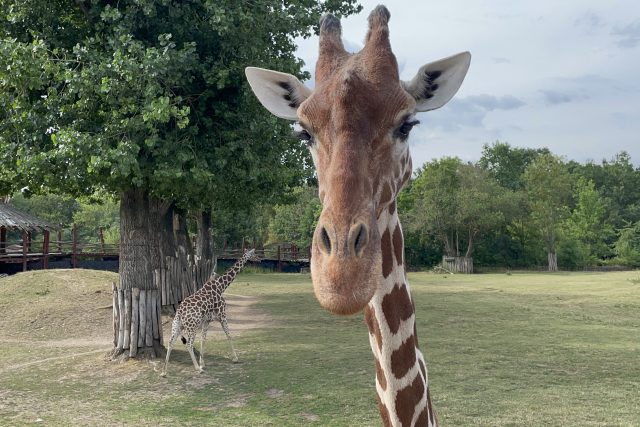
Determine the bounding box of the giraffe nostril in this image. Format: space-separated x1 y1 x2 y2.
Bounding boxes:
351 223 369 257
320 226 332 254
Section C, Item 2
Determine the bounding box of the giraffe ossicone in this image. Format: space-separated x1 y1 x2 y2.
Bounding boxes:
246 5 470 426
160 249 260 377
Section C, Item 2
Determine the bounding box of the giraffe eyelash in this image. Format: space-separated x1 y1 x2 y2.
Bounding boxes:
394 119 420 141
293 123 315 146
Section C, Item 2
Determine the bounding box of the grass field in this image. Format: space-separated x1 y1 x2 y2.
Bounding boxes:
0 270 639 426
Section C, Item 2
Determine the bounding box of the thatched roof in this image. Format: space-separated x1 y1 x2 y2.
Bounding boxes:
0 203 57 232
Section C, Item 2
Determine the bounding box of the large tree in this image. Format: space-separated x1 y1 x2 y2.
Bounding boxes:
479 141 550 191
405 158 461 257
568 152 640 229
563 177 613 266
523 153 571 271
0 0 361 358
267 186 322 248
404 158 513 272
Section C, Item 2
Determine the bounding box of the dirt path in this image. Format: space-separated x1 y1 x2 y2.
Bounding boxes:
0 293 271 374
223 294 273 331
0 349 110 375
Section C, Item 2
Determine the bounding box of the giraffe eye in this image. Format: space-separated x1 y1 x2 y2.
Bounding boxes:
293 123 314 146
395 119 420 141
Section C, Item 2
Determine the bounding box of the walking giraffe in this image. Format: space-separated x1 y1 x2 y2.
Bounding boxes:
160 249 260 377
245 6 470 426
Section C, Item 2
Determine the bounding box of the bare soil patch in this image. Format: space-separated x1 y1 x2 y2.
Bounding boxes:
0 270 271 374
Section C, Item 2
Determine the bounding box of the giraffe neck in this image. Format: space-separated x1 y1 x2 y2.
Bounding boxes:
204 254 250 293
364 207 437 427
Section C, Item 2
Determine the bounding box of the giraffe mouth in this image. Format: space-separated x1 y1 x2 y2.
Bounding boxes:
310 244 381 316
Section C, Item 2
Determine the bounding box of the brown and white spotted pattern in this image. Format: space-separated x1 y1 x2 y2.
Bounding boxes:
245 5 470 426
160 249 260 376
365 187 438 427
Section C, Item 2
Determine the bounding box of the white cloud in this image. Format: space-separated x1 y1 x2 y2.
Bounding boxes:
293 1 640 167
612 20 640 48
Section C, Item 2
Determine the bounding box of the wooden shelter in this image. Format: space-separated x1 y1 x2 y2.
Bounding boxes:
0 203 57 271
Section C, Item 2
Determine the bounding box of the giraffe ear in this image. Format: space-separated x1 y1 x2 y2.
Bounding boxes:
402 52 471 112
245 67 312 121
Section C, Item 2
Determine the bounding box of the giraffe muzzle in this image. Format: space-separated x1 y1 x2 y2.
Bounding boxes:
311 215 381 315
317 221 370 258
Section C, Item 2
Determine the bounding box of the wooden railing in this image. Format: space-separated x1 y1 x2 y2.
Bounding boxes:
0 225 119 271
218 245 310 262
0 224 310 275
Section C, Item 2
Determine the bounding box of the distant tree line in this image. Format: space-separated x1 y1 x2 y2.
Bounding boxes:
10 141 640 272
398 142 640 271
241 142 640 272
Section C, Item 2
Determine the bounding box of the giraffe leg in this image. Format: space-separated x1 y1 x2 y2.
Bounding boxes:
160 317 181 377
185 335 203 373
199 321 209 369
220 316 238 363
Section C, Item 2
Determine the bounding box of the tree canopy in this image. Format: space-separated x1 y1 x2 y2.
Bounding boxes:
395 144 640 271
0 0 360 210
0 0 363 358
401 157 514 265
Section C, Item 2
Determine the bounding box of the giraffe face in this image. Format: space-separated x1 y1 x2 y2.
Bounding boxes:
245 6 471 316
294 19 416 316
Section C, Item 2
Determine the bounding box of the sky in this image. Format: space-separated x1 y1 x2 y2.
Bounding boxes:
294 1 640 169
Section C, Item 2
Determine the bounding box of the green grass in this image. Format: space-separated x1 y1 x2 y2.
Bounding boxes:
0 270 638 426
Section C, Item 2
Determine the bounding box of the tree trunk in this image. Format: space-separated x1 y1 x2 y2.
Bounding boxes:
160 203 177 258
148 197 171 272
465 230 477 258
111 188 164 361
548 250 558 272
442 232 455 257
547 231 558 272
174 208 194 262
195 209 213 261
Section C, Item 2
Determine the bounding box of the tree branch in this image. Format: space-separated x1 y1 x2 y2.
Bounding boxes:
74 0 90 20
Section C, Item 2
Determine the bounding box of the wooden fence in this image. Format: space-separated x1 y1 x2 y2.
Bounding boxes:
218 244 310 272
442 256 473 274
157 256 215 307
0 225 118 271
112 284 162 357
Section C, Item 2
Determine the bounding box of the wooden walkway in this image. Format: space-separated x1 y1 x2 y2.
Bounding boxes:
0 230 310 274
0 223 118 272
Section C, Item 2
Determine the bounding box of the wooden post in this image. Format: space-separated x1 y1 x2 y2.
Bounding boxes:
117 286 125 349
27 231 32 253
72 223 78 268
130 288 140 357
0 226 6 254
112 283 119 347
155 289 163 343
42 230 50 269
145 290 153 347
151 288 159 340
160 266 167 307
98 227 105 258
57 230 62 253
138 290 147 348
124 289 131 349
21 230 28 272
277 245 282 272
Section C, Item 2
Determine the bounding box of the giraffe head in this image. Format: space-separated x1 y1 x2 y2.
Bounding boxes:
246 6 470 315
244 249 261 262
